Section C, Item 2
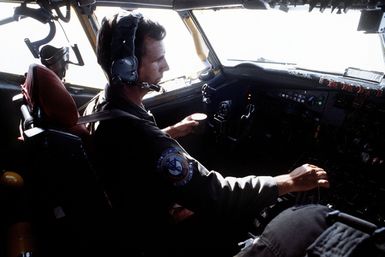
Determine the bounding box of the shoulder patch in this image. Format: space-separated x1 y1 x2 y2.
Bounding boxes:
157 148 194 186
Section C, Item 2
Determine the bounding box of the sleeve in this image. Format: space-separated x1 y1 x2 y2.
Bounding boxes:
156 144 279 218
117 116 279 218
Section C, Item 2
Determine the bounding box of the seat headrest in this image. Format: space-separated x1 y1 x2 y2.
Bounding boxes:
22 63 78 128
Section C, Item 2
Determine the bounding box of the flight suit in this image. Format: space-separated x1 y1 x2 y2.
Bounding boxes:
92 94 281 256
89 92 383 257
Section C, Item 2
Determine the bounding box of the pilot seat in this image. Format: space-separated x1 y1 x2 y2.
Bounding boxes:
13 63 113 257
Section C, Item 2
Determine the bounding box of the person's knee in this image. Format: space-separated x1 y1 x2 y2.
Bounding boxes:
235 204 332 257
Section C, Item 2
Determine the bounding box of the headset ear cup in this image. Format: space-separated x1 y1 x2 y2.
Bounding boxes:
111 56 138 84
110 12 142 85
39 45 69 79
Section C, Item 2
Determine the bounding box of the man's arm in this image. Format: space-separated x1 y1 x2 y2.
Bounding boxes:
162 114 199 139
274 163 329 196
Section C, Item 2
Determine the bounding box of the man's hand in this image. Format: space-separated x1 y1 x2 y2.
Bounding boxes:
162 114 199 139
274 163 329 196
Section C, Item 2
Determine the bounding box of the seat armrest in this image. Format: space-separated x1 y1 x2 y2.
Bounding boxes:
20 104 34 130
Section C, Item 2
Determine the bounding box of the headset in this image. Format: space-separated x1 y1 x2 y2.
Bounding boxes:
110 12 161 92
40 45 70 80
40 43 85 80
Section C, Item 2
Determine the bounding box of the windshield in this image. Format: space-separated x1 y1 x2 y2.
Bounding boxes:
193 6 385 74
0 3 107 88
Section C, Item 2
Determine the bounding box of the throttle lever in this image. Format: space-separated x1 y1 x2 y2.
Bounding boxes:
241 104 255 120
201 83 216 104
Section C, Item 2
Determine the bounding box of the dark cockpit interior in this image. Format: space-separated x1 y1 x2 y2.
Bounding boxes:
189 64 385 227
1 0 385 256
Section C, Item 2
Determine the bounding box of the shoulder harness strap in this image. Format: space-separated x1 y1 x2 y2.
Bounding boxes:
77 109 141 125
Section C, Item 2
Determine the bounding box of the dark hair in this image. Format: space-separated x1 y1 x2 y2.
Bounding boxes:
96 12 166 81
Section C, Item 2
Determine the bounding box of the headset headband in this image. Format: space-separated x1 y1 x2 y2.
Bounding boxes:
40 44 69 79
110 12 143 86
40 45 69 67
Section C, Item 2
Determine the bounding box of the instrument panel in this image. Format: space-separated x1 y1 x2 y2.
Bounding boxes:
206 80 385 226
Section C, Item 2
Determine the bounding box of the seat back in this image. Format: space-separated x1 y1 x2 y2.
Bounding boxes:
20 63 90 142
15 63 113 257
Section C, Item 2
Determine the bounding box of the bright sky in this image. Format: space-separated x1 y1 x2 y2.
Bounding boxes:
195 7 385 74
0 4 204 89
1 3 384 89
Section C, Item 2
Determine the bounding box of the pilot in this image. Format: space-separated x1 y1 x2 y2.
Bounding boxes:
86 11 330 257
39 44 69 80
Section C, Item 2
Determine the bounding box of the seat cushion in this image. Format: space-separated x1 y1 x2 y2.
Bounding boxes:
22 63 78 128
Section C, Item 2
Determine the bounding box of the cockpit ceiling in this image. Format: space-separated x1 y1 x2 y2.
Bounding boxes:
93 0 241 10
1 0 385 11
94 0 385 11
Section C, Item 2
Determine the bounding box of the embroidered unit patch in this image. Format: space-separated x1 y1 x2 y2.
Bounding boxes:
157 148 193 186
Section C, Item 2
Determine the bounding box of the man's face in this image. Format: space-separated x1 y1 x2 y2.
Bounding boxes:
138 37 169 85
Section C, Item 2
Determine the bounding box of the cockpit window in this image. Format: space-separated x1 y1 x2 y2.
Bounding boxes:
0 4 206 93
193 6 385 74
0 2 107 88
94 7 206 95
3 3 381 90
